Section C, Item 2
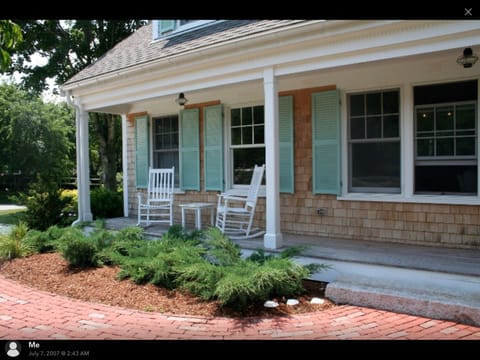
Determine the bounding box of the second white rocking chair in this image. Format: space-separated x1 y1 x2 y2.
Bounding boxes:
215 164 265 239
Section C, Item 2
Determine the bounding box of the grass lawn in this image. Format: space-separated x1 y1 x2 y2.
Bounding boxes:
0 209 26 225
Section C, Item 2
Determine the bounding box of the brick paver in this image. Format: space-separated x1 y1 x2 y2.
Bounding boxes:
0 275 479 340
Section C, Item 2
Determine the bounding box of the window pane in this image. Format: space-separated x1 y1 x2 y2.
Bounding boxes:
436 138 454 156
242 107 252 125
231 109 241 126
155 134 162 148
350 117 365 139
436 106 454 132
172 133 178 147
154 121 163 133
456 137 476 156
233 148 265 185
242 126 252 144
383 91 399 114
350 95 364 116
366 116 381 138
415 165 477 194
456 104 475 130
161 134 170 149
383 115 399 138
366 93 381 115
253 124 264 144
417 139 434 157
417 109 434 132
231 127 241 145
351 141 400 189
253 105 264 125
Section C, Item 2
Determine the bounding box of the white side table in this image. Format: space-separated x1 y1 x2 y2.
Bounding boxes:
179 202 216 230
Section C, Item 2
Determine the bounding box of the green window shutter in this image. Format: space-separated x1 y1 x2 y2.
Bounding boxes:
204 104 224 191
180 108 200 191
312 90 341 195
135 115 149 188
279 95 294 193
159 20 176 34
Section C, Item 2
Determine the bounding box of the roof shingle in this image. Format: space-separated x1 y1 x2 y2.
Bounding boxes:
64 20 305 86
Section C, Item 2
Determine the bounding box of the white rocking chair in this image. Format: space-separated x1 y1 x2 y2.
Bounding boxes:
137 167 175 226
215 164 265 239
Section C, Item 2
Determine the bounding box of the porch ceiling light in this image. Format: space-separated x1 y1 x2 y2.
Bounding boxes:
456 47 478 68
175 92 188 106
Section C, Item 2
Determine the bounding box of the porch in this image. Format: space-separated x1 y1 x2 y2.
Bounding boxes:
104 216 480 326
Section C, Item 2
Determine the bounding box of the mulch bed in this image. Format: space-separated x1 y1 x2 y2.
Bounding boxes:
0 252 336 318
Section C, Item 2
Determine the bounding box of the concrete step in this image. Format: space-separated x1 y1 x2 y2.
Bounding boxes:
240 248 480 327
326 281 480 327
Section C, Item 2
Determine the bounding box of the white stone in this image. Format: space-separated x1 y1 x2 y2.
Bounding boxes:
263 300 279 308
310 297 325 305
286 299 299 306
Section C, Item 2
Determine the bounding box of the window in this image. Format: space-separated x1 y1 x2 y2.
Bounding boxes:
414 80 477 195
153 20 217 39
153 115 179 187
230 105 265 185
348 89 401 193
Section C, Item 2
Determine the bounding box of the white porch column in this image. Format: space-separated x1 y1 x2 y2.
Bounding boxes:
75 104 93 223
263 67 283 249
121 114 129 217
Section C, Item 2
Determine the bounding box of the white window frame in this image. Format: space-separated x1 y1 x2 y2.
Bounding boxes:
347 88 401 194
224 102 266 195
339 80 480 205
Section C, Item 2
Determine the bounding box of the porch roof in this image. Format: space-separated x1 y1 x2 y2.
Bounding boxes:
63 20 305 87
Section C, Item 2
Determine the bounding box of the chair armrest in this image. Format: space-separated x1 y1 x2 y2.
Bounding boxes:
217 193 248 208
220 194 247 202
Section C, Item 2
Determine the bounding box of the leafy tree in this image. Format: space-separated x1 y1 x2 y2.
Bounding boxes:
4 19 146 191
0 83 75 184
0 20 22 71
6 20 146 190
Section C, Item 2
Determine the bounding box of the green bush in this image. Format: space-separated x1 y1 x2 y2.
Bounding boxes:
117 226 144 242
114 235 205 288
109 226 326 311
23 230 51 253
15 180 75 230
175 261 226 300
23 225 72 254
203 227 241 266
62 237 98 268
91 187 123 219
0 222 35 261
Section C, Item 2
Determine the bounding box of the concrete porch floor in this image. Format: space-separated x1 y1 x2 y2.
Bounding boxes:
104 216 480 326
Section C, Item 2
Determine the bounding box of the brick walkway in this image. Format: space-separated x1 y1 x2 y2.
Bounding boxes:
0 275 479 340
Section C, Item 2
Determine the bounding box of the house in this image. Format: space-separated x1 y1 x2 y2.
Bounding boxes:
61 20 480 251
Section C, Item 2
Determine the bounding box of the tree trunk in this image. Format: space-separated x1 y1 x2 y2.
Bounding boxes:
91 112 119 191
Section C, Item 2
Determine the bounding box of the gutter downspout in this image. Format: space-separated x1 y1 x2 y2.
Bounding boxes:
62 90 93 225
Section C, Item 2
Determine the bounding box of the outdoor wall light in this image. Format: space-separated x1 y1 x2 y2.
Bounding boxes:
456 47 478 68
175 92 188 106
